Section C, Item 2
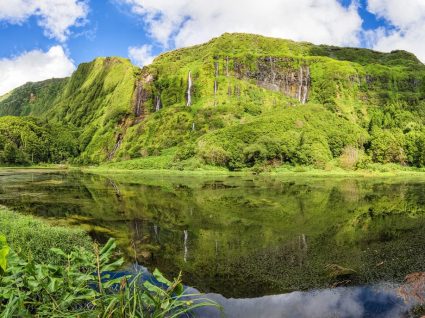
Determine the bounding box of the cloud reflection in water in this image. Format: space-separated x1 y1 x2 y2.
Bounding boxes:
195 284 410 318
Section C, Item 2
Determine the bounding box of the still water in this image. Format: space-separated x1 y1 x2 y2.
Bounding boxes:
1 169 425 316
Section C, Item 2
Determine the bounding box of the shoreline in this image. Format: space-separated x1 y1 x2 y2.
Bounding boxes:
1 164 425 178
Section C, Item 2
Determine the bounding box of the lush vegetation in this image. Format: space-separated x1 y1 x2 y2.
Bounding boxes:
0 209 217 317
0 208 91 264
1 33 425 171
0 116 78 165
0 79 67 117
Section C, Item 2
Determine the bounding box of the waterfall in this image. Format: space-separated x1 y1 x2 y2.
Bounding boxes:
270 57 276 86
186 71 192 107
214 61 218 105
134 82 144 117
301 67 310 104
298 67 303 102
183 230 188 262
268 56 280 91
192 122 195 131
155 95 161 112
284 74 289 95
108 133 123 160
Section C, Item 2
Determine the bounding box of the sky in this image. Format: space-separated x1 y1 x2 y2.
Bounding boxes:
0 0 424 95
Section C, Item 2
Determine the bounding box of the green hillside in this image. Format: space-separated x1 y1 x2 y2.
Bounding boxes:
1 33 425 170
0 116 78 165
0 78 68 117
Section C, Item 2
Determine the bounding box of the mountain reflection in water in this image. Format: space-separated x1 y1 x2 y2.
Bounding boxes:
1 170 425 301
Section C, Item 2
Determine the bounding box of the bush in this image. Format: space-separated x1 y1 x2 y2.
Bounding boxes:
243 143 268 166
198 143 230 166
368 129 406 164
174 143 196 161
339 146 362 170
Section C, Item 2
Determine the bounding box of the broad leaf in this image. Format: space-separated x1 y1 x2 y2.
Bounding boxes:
0 235 10 272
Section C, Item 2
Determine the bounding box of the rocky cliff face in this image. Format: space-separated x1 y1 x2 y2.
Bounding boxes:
1 33 425 166
208 56 311 103
240 57 310 104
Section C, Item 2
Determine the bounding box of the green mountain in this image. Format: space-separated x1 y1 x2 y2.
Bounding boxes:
1 33 425 169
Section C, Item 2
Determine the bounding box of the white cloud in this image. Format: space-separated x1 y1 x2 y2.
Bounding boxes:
0 0 89 42
128 44 155 67
117 0 363 49
368 0 425 29
367 0 425 62
0 46 75 96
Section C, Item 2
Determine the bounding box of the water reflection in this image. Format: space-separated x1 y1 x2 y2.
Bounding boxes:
199 285 409 318
132 265 419 318
0 169 425 299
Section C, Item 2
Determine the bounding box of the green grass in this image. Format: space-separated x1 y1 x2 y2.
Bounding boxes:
85 160 425 179
0 207 92 264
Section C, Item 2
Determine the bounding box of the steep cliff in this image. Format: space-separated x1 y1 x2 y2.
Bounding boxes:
1 33 425 169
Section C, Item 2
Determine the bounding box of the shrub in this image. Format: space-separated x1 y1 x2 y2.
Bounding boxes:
199 144 230 166
339 146 362 170
369 129 406 164
243 143 268 166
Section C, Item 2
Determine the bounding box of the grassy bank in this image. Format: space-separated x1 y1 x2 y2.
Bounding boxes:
84 158 425 179
0 208 217 317
0 207 92 264
1 160 425 178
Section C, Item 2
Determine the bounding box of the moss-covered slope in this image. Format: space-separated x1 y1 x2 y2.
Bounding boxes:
1 33 425 169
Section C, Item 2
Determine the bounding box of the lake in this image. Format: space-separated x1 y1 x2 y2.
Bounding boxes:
1 169 425 316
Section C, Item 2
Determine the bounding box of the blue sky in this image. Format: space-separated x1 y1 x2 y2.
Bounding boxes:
0 1 159 65
0 0 423 95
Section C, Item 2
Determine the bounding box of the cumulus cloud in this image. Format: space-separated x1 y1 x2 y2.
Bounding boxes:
118 0 363 49
0 46 75 96
0 0 89 42
367 0 425 62
368 0 425 28
128 44 155 67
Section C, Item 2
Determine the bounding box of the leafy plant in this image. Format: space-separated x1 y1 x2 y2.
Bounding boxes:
0 237 219 317
0 235 9 273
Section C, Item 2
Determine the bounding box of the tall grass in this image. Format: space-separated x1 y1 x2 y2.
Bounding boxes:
0 207 92 264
